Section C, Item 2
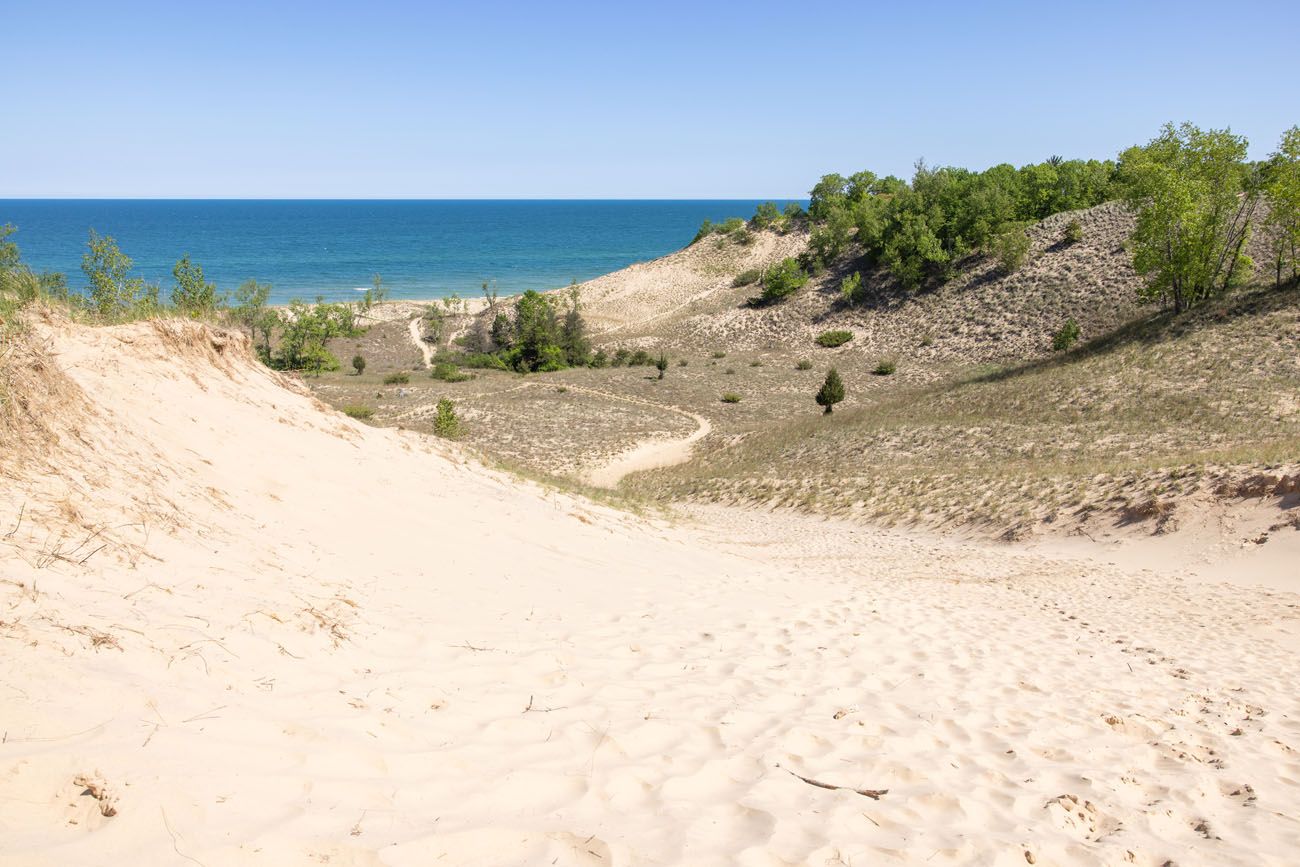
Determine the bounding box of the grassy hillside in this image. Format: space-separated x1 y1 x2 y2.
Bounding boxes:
629 281 1300 535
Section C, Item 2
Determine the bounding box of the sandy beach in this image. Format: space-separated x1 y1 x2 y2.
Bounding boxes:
0 317 1295 866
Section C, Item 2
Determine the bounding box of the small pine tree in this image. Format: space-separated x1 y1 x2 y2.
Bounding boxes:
352 354 366 375
816 368 845 414
433 398 461 438
655 352 668 379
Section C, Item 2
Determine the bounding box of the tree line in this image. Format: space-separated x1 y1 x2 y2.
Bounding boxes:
700 121 1300 312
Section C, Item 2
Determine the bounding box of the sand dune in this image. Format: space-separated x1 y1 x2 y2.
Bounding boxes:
1 318 1297 866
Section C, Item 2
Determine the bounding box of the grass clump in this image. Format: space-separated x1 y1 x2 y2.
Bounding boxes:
720 392 742 403
382 371 410 385
732 268 761 287
873 359 897 375
796 358 814 370
343 405 374 420
712 350 727 359
815 329 853 348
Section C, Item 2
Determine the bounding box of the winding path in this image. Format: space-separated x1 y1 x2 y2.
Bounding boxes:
559 384 712 488
407 317 435 368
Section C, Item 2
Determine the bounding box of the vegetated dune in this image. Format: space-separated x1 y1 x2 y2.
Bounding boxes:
571 204 1152 363
3 314 1298 866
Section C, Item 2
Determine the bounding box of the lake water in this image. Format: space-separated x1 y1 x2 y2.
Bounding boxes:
0 199 798 304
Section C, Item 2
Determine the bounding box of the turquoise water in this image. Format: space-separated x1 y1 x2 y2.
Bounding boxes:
0 200 798 304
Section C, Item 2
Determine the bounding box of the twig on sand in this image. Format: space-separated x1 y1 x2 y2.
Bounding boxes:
161 807 207 867
776 764 888 800
523 695 567 713
3 503 24 540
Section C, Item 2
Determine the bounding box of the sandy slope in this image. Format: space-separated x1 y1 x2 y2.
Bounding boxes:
1 318 1298 866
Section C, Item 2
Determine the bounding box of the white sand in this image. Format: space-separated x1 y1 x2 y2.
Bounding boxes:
1 319 1297 866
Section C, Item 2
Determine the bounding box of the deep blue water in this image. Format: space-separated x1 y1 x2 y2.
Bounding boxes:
0 200 798 304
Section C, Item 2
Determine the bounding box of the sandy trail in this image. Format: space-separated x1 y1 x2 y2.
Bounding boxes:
406 316 434 368
565 384 712 487
1 318 1297 867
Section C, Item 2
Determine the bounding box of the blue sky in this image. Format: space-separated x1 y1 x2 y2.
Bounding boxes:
4 0 1296 198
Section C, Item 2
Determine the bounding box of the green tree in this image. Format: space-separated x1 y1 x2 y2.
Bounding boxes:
1118 122 1258 313
815 368 845 414
508 289 562 372
274 298 360 372
655 352 668 379
231 279 274 355
82 230 150 317
809 173 848 221
559 284 591 366
433 398 461 438
352 354 366 375
1264 125 1300 286
172 254 221 316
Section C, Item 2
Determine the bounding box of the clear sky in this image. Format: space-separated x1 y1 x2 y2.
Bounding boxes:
4 0 1296 198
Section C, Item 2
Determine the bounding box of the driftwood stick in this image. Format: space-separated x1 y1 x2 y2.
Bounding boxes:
777 764 888 800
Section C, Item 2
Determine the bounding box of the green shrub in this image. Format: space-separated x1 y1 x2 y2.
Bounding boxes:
749 359 762 367
1064 219 1083 245
759 257 809 303
711 350 727 359
629 349 653 366
433 398 461 438
431 362 472 382
732 268 761 287
815 329 853 348
343 405 374 420
872 359 897 375
839 271 864 304
1051 318 1081 351
720 392 742 403
591 348 609 368
993 223 1031 273
382 372 410 385
461 352 509 370
796 358 814 370
351 354 366 375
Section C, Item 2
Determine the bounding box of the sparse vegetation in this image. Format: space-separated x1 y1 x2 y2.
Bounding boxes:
815 330 853 348
720 392 742 403
431 362 472 382
873 359 897 376
343 405 374 420
796 359 814 370
732 268 761 287
383 372 410 385
655 353 668 379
